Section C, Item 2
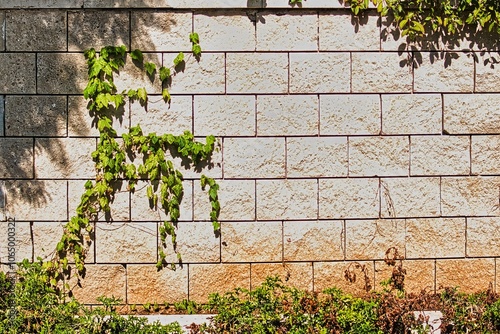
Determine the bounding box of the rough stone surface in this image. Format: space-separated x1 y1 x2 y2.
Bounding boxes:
69 264 126 304
0 53 35 93
257 95 318 136
189 264 250 303
32 222 65 260
290 53 350 93
476 54 500 92
382 94 442 135
0 221 32 263
0 138 33 178
472 135 500 175
314 261 374 296
227 53 288 93
194 95 255 137
68 11 129 51
83 0 262 8
35 138 96 179
251 263 313 291
320 94 380 135
441 177 500 216
127 264 188 304
114 53 163 94
375 260 435 293
0 12 4 52
0 96 4 136
256 179 317 220
380 177 440 218
467 217 500 257
131 12 191 51
406 218 465 258
5 96 67 136
287 137 348 177
283 220 344 261
221 221 282 262
194 11 255 51
223 137 285 178
352 52 412 93
349 136 409 176
436 259 494 293
37 53 87 94
193 180 255 221
319 178 379 219
411 136 470 175
0 0 83 8
444 94 500 134
6 10 66 51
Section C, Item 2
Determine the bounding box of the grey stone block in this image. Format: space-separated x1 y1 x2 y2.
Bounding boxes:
37 53 87 94
0 53 36 93
0 138 33 178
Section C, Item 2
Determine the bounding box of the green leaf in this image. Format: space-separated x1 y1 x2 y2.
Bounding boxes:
130 49 144 63
189 32 200 44
162 88 171 103
145 62 156 76
192 44 202 58
173 52 184 67
127 89 137 99
137 87 148 104
146 185 154 200
159 66 171 83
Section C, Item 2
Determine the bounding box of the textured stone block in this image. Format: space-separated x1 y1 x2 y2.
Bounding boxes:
68 11 129 51
441 177 500 216
406 218 465 258
194 180 255 221
467 218 500 257
5 96 67 136
115 53 162 94
319 178 379 219
189 264 250 303
0 53 35 93
0 0 83 8
194 95 255 137
380 177 440 218
0 138 33 178
222 221 282 262
194 11 256 51
164 53 225 94
264 0 347 7
472 136 500 175
287 137 348 177
227 53 288 93
32 222 65 260
127 264 188 304
95 222 157 263
223 137 285 178
37 53 87 94
476 54 500 92
6 10 66 51
320 11 379 51
171 138 222 179
257 95 318 136
320 94 380 135
84 0 261 8
69 264 126 304
375 260 435 293
349 136 409 176
0 12 4 51
283 220 344 261
444 94 500 134
411 136 470 175
414 52 474 92
382 94 441 135
0 96 4 136
436 259 494 293
290 53 350 93
0 221 32 263
352 52 412 93
251 263 313 291
314 261 374 295
257 179 317 220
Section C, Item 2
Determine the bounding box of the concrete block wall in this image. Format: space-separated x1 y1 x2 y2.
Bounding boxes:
1 1 500 304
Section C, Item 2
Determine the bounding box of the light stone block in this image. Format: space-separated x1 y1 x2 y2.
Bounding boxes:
164 53 225 94
84 0 262 8
256 179 317 220
349 136 409 176
68 11 129 51
414 52 474 92
69 264 126 304
194 95 255 137
290 52 350 93
314 261 374 295
380 177 440 218
194 11 256 51
32 222 65 260
193 180 255 221
264 0 349 7
0 138 33 178
379 16 407 51
127 264 188 304
95 222 157 263
320 94 380 135
5 95 67 136
0 53 35 93
227 53 288 93
131 12 192 51
0 221 32 263
251 263 313 291
115 53 163 94
319 11 380 51
436 259 494 293
467 217 500 257
189 263 250 303
6 10 66 51
444 94 500 134
257 95 318 136
472 135 500 175
375 260 435 293
221 221 282 262
319 178 379 219
257 12 318 51
476 53 500 92
223 137 285 178
286 137 348 177
0 95 4 136
283 220 344 261
406 218 465 258
37 53 87 94
382 94 442 135
345 219 405 260
411 136 470 176
441 176 500 216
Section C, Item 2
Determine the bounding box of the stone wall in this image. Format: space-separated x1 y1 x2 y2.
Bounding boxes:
1 0 500 304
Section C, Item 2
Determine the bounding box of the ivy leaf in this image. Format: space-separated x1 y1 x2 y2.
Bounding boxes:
127 89 137 99
162 88 171 103
159 66 171 83
173 52 184 67
189 32 200 44
192 44 202 58
130 49 144 63
145 62 156 76
137 87 148 104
